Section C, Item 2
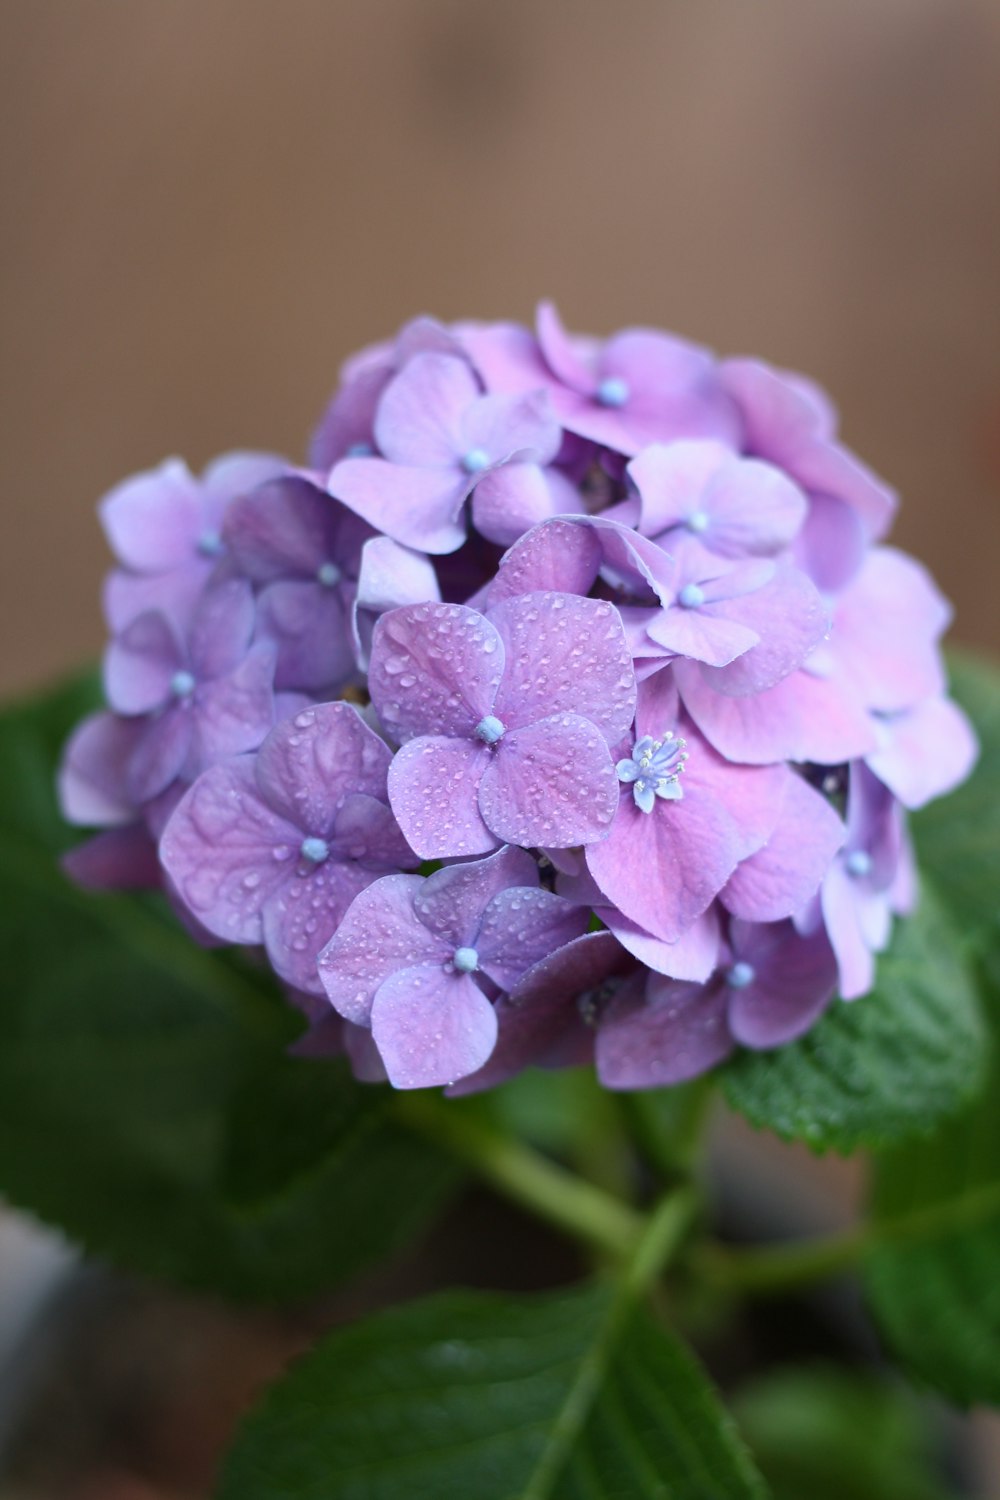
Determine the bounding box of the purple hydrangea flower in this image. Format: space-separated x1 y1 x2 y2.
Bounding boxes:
462 302 741 456
317 845 588 1088
328 352 571 553
596 919 838 1089
103 578 276 803
101 451 286 632
368 593 636 857
160 701 415 994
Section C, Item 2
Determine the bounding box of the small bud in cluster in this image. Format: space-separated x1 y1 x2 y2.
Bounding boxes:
59 306 978 1091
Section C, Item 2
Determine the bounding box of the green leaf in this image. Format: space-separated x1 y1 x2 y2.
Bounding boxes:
217 1280 769 1500
865 957 1000 1406
912 648 1000 941
732 1367 954 1500
0 675 457 1300
722 883 986 1153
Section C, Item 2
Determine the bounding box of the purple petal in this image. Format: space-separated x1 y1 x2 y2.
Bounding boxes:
488 517 604 602
102 561 212 636
489 592 636 742
62 825 162 891
58 712 144 825
353 537 440 667
475 887 589 991
460 389 562 464
449 931 628 1095
536 302 596 392
190 642 276 768
721 774 845 921
586 783 739 943
99 459 202 573
330 792 416 871
256 579 356 692
371 965 498 1089
263 858 376 995
627 441 729 537
328 458 468 553
794 493 866 591
201 450 288 502
127 706 193 804
832 547 950 712
472 463 583 549
317 873 446 1024
601 906 721 982
310 361 392 469
104 610 183 714
188 579 257 681
596 975 733 1089
159 758 301 943
677 660 878 765
387 735 495 860
698 566 829 696
374 353 480 467
699 456 807 557
412 844 538 948
820 861 879 1001
867 696 979 810
727 921 837 1048
369 602 504 743
223 475 339 582
479 715 619 849
255 700 392 835
646 603 760 668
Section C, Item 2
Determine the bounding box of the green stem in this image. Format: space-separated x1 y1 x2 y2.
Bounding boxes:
396 1092 645 1261
699 1179 1000 1296
617 1077 715 1182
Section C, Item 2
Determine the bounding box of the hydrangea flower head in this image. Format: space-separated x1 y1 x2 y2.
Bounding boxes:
60 303 977 1094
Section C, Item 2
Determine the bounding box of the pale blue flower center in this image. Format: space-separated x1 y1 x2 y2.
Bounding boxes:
475 715 506 745
346 441 373 458
845 848 872 878
678 583 706 609
453 946 479 973
616 731 688 813
727 961 756 989
686 510 710 534
317 561 342 588
197 529 224 557
170 670 196 699
300 836 330 864
461 447 491 475
596 375 629 408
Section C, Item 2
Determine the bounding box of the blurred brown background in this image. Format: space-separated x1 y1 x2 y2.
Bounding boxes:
2 0 1000 699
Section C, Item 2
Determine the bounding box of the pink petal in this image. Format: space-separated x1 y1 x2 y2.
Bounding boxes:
701 457 807 557
820 862 878 1001
601 906 721 981
587 783 739 943
460 389 562 464
387 735 496 860
489 592 636 741
317 872 445 1023
627 440 730 536
479 715 619 849
832 547 950 712
794 493 866 591
353 536 440 666
536 301 596 393
328 458 468 553
159 758 301 944
371 965 498 1089
677 660 878 765
646 604 760 668
476 887 588 991
369 602 505 743
255 700 391 834
374 352 479 467
472 464 582 548
697 566 829 696
722 774 844 921
263 858 376 995
867 696 979 809
488 517 604 603
596 976 733 1089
